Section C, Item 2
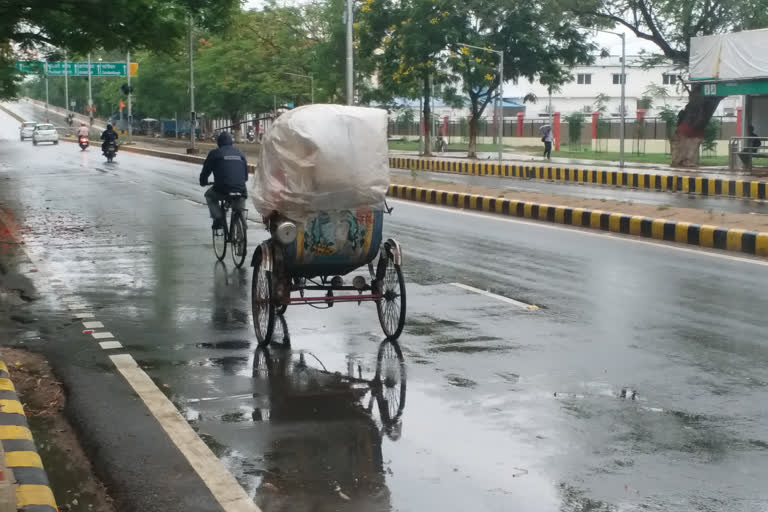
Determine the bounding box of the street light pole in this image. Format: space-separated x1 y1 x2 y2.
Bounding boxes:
619 32 626 169
460 43 504 163
188 14 197 152
284 72 315 104
64 51 69 118
87 53 93 126
127 51 132 142
44 63 49 120
345 0 353 105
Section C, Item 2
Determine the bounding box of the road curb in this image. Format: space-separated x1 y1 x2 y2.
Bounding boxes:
389 156 768 201
0 105 25 124
387 184 768 257
0 361 58 512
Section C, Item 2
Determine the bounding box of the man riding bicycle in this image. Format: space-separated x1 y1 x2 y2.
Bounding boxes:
199 131 248 229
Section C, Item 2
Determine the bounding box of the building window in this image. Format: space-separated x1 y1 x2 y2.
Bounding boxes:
662 73 676 85
577 73 592 85
612 73 626 85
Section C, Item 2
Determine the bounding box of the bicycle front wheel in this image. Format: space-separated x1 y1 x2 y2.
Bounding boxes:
230 211 247 268
212 212 228 262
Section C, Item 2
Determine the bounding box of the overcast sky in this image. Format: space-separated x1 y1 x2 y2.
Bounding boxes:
243 0 660 56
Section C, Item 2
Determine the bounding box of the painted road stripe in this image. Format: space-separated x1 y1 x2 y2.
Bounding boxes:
82 321 104 329
99 341 123 350
109 354 261 512
67 303 89 310
392 199 768 267
91 332 114 340
184 198 202 205
450 283 539 310
74 312 95 319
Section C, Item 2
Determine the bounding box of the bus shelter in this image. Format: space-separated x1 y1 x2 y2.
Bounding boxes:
690 28 768 170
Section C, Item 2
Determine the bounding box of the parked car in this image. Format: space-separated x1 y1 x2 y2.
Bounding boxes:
32 124 59 146
19 122 37 141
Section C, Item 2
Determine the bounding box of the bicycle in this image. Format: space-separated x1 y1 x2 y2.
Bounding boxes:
211 191 249 268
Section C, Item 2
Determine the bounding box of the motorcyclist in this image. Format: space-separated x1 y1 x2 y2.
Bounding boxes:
199 131 248 230
101 123 119 154
76 123 89 138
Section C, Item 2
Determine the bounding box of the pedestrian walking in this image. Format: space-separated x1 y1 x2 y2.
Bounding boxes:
541 126 553 160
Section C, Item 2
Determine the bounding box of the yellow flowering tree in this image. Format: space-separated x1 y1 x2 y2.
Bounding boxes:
358 0 464 156
449 0 593 157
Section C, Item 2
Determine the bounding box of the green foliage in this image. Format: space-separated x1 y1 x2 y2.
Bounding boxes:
564 112 586 146
637 96 653 110
659 105 679 141
445 0 594 156
702 117 721 152
593 93 609 113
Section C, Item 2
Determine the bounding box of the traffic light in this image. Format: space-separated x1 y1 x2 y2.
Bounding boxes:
120 83 134 95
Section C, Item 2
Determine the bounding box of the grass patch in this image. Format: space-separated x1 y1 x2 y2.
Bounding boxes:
388 140 512 153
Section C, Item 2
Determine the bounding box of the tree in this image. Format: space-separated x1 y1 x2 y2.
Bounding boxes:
572 0 768 166
447 0 593 157
359 0 464 156
593 92 610 113
1 0 239 100
565 111 586 150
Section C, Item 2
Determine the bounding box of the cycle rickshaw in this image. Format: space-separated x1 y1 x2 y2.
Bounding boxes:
249 105 406 346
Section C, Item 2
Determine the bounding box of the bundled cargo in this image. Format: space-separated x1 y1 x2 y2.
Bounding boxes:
252 104 390 220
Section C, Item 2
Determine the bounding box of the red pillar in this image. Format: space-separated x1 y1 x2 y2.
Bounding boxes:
443 116 449 137
516 112 524 137
736 107 743 137
636 109 646 122
553 112 561 151
591 111 600 139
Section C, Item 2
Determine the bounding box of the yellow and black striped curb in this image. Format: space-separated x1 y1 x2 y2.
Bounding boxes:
387 184 768 257
0 361 58 512
389 156 768 201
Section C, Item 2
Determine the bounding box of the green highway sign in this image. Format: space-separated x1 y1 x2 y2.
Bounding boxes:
15 61 137 77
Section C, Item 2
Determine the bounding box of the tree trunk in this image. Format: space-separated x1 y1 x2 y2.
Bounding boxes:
231 114 241 142
422 74 432 157
468 115 477 158
670 87 723 167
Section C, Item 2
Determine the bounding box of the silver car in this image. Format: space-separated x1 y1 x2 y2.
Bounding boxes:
19 122 36 141
32 124 59 145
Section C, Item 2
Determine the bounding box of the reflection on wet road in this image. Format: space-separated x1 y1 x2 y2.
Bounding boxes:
2 104 768 511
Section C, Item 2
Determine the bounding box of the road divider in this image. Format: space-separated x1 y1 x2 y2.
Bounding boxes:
0 361 58 512
387 184 768 257
389 156 768 201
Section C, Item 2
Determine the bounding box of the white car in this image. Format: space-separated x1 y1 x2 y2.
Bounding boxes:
19 122 36 141
32 124 59 146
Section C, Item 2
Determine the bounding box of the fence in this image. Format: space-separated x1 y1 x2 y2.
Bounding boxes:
389 116 739 143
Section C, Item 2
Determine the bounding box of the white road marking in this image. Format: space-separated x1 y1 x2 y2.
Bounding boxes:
184 199 201 205
450 283 539 310
74 312 95 319
92 332 114 339
67 303 89 310
99 341 123 350
109 354 261 512
82 321 104 329
391 198 768 267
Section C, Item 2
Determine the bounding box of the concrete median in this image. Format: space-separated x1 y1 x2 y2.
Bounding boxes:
387 184 768 257
390 155 768 201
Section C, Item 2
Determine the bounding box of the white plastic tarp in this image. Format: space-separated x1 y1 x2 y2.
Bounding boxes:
690 29 768 81
252 104 390 219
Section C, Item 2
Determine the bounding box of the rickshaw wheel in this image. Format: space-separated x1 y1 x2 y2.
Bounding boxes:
252 249 276 346
376 250 406 340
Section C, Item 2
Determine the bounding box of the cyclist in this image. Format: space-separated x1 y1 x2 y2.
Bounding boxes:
199 131 248 230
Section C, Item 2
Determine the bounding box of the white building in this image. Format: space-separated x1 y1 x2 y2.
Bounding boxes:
506 55 742 118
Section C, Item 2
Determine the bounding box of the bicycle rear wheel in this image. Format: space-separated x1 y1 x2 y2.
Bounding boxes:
212 210 228 261
230 211 247 268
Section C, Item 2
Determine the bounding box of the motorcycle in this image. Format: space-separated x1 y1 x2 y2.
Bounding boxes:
78 136 89 151
103 141 118 163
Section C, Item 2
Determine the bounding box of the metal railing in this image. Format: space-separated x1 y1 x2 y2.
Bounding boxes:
728 137 768 170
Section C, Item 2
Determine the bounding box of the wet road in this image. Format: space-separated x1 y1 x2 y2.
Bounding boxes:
391 168 768 214
2 105 768 512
